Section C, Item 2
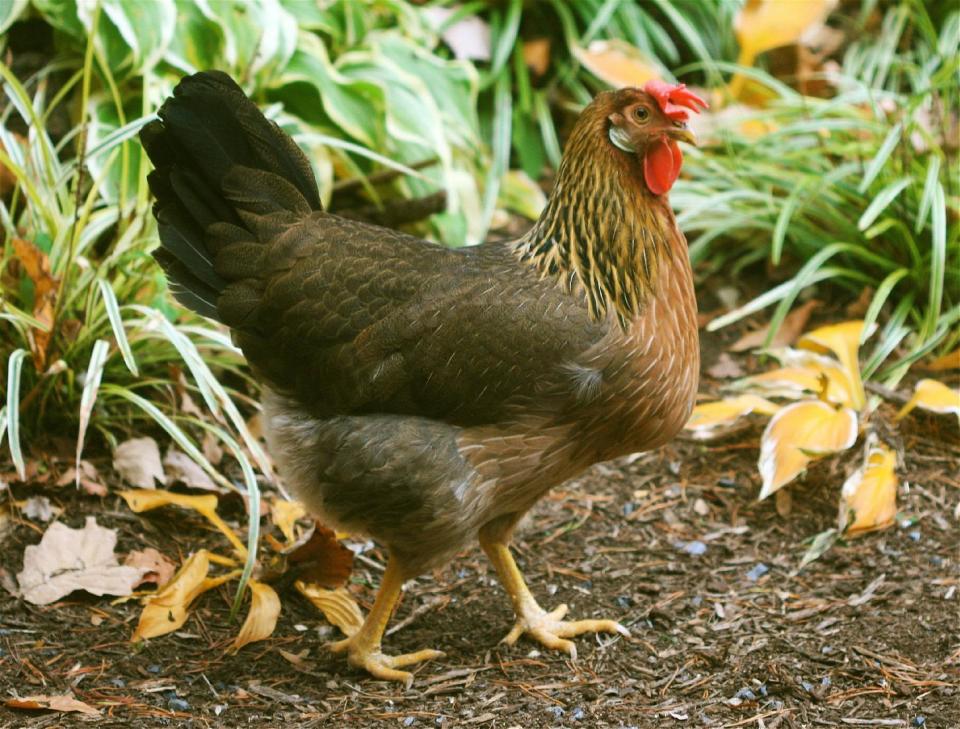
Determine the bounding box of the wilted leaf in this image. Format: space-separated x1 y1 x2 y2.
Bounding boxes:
922 349 960 371
735 0 836 59
17 517 146 605
119 489 246 556
6 694 99 716
229 580 281 653
740 351 856 407
706 352 744 379
295 581 363 637
163 448 220 492
896 378 960 420
132 550 237 640
20 496 58 522
56 460 107 496
839 438 898 536
286 523 354 588
758 400 858 499
729 300 819 352
11 238 59 371
113 437 165 489
125 547 177 588
572 39 659 89
271 497 307 544
523 38 550 76
797 320 875 410
685 394 780 438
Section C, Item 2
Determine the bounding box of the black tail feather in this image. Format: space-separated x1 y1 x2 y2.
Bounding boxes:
142 70 321 322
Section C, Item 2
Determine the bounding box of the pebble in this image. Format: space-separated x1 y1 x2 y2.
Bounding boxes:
908 529 921 542
616 595 634 608
547 706 565 719
403 717 416 727
622 502 636 516
735 687 756 701
147 664 161 674
680 540 707 556
570 707 585 721
167 697 190 712
746 563 769 581
111 678 125 688
913 716 926 726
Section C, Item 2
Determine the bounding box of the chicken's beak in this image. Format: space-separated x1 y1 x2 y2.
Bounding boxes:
667 123 697 146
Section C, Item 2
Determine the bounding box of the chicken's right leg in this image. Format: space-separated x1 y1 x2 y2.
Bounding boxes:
328 557 443 687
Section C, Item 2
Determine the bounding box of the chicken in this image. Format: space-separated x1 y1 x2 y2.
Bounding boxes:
141 71 706 686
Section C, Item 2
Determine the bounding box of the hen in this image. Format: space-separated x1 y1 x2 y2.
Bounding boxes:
141 71 705 685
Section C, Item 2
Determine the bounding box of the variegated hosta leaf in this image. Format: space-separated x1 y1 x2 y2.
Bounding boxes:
758 400 859 499
230 580 281 653
684 394 780 438
132 550 236 640
896 378 960 420
797 320 876 411
839 438 898 536
295 581 363 638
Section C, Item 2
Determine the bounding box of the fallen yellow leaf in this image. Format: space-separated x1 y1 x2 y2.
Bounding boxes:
685 394 780 437
896 378 960 420
758 400 858 499
922 348 960 371
839 438 898 536
742 354 855 407
295 580 363 638
132 550 239 641
229 580 281 653
271 497 307 544
119 489 247 556
797 320 875 410
572 39 659 89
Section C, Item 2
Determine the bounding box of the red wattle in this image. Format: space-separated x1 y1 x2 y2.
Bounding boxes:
643 137 682 195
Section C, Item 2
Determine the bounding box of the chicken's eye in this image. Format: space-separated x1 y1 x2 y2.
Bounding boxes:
633 107 650 123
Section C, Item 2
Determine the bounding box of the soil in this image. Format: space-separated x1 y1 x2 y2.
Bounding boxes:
1 314 958 729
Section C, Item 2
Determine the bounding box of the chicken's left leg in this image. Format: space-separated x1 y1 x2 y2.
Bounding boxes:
479 518 630 659
328 557 443 687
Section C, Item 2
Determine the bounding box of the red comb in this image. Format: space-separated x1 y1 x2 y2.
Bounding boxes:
643 80 709 121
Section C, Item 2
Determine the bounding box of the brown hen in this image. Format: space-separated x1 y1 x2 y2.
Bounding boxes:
141 71 705 685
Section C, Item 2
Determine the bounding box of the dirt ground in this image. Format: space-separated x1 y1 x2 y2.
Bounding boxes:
2 326 959 728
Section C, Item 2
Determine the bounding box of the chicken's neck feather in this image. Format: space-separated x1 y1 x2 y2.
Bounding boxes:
514 115 682 327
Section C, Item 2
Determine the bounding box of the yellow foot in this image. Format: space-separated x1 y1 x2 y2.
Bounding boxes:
502 603 630 660
328 636 443 688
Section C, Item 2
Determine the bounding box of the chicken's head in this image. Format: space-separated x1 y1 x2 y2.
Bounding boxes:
606 81 708 196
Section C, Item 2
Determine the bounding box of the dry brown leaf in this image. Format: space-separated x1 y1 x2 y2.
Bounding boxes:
55 460 107 495
839 437 898 536
16 517 147 605
20 495 58 522
125 547 177 588
202 431 224 465
706 352 745 379
295 581 363 638
758 400 858 500
6 694 99 716
229 579 281 653
113 437 165 489
572 39 659 89
119 489 246 556
11 238 59 371
163 447 219 492
286 522 354 588
729 300 819 352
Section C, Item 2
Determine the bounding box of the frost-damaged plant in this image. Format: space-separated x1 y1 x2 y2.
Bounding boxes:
686 318 959 563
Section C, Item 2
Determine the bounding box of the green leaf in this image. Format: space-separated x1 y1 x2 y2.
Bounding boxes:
0 0 28 34
5 349 27 480
858 123 901 193
857 177 910 230
76 340 110 482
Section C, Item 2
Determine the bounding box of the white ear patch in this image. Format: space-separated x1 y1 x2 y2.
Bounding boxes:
608 126 635 153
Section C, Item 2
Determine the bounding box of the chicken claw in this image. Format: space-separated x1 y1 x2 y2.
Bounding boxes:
480 534 630 659
502 601 630 660
326 558 443 687
328 637 443 688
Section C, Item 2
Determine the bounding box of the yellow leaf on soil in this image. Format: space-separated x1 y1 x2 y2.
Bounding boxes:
758 400 858 500
271 497 307 544
797 320 875 410
685 395 780 437
839 438 898 536
742 355 855 407
230 580 281 653
296 580 363 638
132 550 234 640
119 489 246 556
896 378 960 420
572 39 659 89
922 348 960 371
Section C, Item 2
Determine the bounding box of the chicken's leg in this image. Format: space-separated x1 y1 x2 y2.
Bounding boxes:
328 557 443 686
479 520 630 659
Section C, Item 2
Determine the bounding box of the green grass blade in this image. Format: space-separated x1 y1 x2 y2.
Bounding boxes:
857 177 910 230
915 155 941 234
76 339 110 482
5 349 28 480
858 123 901 193
98 279 139 376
